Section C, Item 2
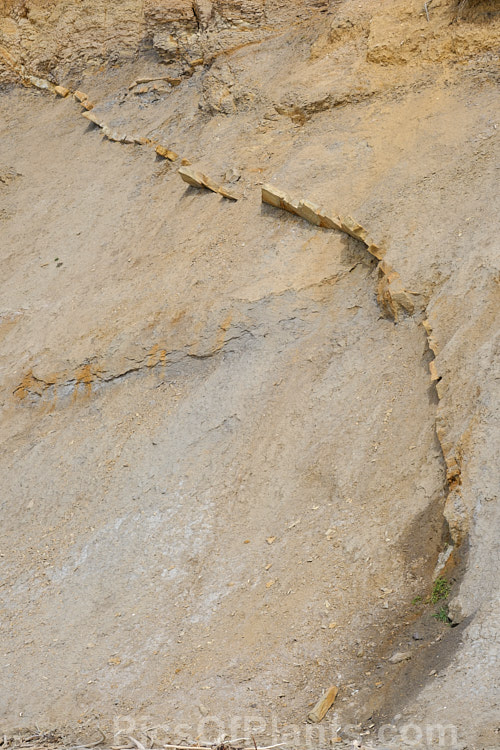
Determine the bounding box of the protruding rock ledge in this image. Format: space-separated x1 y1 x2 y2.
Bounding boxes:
54 85 70 97
155 145 179 162
82 111 101 126
261 184 418 321
376 260 415 321
262 183 386 261
262 184 342 231
81 112 140 145
178 165 238 201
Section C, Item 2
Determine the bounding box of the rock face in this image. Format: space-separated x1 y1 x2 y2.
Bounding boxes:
0 1 321 84
0 1 499 749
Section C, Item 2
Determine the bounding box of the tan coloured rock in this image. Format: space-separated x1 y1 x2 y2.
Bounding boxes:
429 359 439 382
307 685 339 723
423 318 439 355
365 241 386 260
82 111 101 126
178 165 238 200
155 145 179 161
74 90 88 102
2 4 498 744
297 200 343 230
261 184 388 253
101 127 134 144
27 74 53 92
340 215 369 243
54 85 70 97
178 165 207 189
261 183 287 208
262 184 342 230
377 260 414 321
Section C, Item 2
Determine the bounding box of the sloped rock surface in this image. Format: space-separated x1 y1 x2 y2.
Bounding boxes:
0 1 499 748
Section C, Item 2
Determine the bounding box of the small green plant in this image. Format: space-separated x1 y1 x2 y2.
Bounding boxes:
433 606 450 624
431 576 450 604
412 595 423 606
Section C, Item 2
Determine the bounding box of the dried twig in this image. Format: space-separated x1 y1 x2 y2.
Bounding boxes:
127 738 147 750
68 729 106 750
142 743 286 750
154 745 209 750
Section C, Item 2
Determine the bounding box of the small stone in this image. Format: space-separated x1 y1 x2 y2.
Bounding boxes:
54 85 70 97
412 633 423 640
389 651 412 664
224 167 241 183
156 144 179 161
82 111 101 126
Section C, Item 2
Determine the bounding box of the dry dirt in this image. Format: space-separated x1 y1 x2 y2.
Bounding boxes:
0 1 499 749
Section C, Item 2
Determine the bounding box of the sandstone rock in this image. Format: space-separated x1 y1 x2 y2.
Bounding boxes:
101 127 134 144
27 74 53 91
74 90 88 102
54 85 70 97
262 184 342 230
307 685 338 723
389 650 412 664
82 111 101 126
261 183 288 208
377 260 414 321
193 0 213 29
423 318 439 355
295 198 337 229
178 165 208 188
155 144 179 161
178 165 238 200
340 215 369 243
429 360 439 382
365 241 386 260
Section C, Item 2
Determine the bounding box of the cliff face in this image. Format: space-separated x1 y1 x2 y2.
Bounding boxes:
0 1 327 83
0 1 499 748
